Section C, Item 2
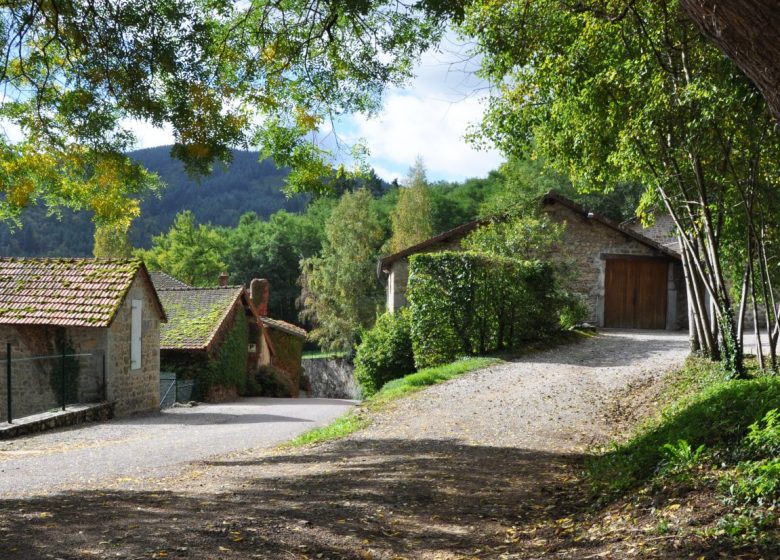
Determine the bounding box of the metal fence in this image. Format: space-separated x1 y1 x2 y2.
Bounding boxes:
1 343 106 424
159 371 196 408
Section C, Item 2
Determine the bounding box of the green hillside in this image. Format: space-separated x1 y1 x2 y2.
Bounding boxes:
0 146 304 257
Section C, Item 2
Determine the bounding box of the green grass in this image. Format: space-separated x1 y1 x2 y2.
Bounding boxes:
587 356 780 496
283 356 503 448
285 330 590 449
283 412 371 447
301 350 348 360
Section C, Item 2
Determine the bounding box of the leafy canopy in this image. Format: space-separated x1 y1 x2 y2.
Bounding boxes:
0 0 455 222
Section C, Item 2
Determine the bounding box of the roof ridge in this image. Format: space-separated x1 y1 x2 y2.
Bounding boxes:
157 285 244 292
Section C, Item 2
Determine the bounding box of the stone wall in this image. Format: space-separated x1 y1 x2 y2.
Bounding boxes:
541 201 687 329
105 273 161 417
0 325 107 422
386 238 462 313
303 358 360 399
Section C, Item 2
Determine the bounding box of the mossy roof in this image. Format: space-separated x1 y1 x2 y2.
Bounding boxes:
0 257 165 327
149 271 191 290
158 286 245 351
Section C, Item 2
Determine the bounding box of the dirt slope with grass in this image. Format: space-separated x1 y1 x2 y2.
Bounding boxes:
0 331 695 559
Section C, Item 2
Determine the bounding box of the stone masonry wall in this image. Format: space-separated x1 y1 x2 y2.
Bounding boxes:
105 273 161 417
541 202 685 328
303 358 360 399
0 325 107 422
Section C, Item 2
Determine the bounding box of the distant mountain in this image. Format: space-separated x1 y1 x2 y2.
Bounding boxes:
0 146 304 257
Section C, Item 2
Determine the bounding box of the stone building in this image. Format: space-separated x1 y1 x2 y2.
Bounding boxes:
0 258 166 421
379 192 687 330
151 273 307 399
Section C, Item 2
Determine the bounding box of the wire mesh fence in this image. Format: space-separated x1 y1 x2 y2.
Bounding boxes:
159 372 196 408
1 343 106 424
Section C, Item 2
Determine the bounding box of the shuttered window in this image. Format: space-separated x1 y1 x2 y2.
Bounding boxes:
131 299 142 370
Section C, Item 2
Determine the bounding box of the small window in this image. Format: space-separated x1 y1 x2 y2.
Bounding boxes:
131 299 142 370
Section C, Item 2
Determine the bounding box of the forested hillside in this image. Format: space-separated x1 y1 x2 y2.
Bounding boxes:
0 146 306 256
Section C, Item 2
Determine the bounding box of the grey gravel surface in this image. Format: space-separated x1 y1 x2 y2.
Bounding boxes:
356 329 690 452
0 397 356 497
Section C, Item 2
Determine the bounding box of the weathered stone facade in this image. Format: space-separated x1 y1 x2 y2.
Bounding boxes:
0 270 162 421
380 194 687 330
105 274 162 417
541 201 686 329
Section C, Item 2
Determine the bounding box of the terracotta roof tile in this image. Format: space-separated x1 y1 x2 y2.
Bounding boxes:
260 317 307 339
0 258 149 328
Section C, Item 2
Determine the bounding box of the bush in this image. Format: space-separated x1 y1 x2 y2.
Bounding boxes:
558 291 590 329
407 251 560 368
253 365 296 397
354 309 415 396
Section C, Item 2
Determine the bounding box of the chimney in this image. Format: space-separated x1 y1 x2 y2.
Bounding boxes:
250 278 270 316
218 272 229 287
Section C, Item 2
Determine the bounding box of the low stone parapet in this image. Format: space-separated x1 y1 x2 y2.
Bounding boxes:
0 402 114 439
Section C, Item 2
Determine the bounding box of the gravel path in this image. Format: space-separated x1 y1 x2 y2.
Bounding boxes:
0 397 356 497
0 330 692 560
359 329 689 452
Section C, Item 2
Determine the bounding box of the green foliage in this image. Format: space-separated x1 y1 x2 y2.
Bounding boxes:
284 356 501 448
724 459 780 508
658 440 706 478
93 222 133 259
0 0 446 217
746 409 780 456
408 251 560 369
388 158 434 253
253 366 296 398
135 211 227 286
354 309 415 397
299 189 384 351
222 209 326 322
587 358 780 495
163 311 249 398
558 292 590 330
462 215 564 260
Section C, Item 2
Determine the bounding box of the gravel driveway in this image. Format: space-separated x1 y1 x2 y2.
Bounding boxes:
0 397 356 497
0 330 691 559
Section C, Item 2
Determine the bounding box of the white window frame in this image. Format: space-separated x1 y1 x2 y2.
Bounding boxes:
131 299 142 370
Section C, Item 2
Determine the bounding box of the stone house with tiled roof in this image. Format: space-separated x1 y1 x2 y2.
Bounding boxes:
0 258 166 420
152 274 307 399
380 192 687 330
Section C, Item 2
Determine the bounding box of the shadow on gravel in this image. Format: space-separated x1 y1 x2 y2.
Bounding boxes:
0 436 754 560
110 412 315 427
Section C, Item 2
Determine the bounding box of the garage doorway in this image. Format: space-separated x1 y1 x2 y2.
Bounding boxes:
604 259 668 329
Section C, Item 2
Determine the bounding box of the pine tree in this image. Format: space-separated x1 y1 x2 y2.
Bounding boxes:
388 157 433 253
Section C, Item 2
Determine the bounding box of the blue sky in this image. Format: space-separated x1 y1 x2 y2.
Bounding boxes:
126 37 505 184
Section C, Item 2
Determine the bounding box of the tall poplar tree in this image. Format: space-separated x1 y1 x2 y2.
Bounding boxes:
388 157 434 253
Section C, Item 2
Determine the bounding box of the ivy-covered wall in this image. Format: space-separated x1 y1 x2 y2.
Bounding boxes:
267 328 304 396
161 308 249 401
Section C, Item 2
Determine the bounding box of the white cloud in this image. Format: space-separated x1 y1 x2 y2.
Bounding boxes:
121 118 175 150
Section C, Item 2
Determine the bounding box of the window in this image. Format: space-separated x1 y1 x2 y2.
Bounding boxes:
131 299 142 370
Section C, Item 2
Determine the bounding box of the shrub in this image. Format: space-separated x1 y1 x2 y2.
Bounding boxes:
253 365 296 397
354 309 415 396
407 251 560 368
558 291 590 329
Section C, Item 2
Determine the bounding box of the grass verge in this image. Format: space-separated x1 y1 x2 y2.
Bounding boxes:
586 356 780 545
284 330 589 449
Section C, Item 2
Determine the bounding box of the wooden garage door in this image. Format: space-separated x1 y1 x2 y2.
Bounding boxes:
604 259 668 329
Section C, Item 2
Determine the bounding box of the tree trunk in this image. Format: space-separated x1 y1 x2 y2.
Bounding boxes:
680 0 780 122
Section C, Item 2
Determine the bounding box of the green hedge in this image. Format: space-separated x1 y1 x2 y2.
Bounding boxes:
354 309 415 396
408 251 559 368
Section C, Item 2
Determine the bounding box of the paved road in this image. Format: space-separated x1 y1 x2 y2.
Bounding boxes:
0 397 356 497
